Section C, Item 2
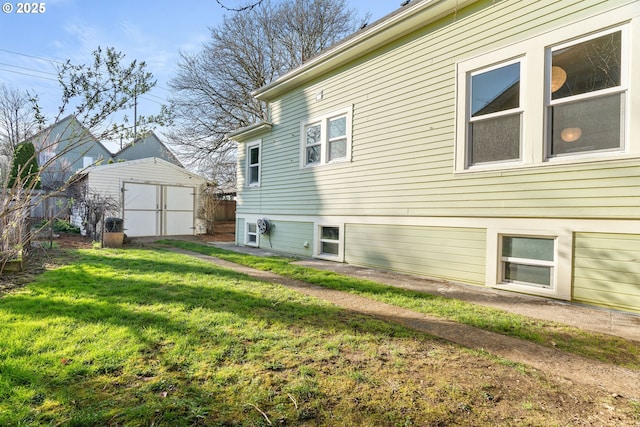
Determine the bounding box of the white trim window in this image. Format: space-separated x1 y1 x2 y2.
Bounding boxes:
499 235 556 289
466 58 524 166
315 224 344 261
301 107 352 167
82 156 94 168
486 226 572 300
456 20 632 172
246 222 258 246
546 28 626 158
246 140 261 187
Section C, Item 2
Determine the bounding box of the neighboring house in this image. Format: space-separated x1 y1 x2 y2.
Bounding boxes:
30 115 112 190
25 116 181 191
230 0 640 313
113 132 183 167
71 157 207 237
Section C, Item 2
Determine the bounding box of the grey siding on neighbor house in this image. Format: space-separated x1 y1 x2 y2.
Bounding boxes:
32 116 112 187
345 224 486 285
114 133 181 166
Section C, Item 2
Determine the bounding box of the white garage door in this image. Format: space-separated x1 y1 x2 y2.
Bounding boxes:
164 186 195 235
123 183 196 237
123 183 159 237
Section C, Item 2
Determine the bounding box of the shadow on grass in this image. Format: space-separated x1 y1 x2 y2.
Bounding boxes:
160 240 640 369
0 247 418 425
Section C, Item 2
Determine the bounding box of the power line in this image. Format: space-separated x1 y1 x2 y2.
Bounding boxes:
140 96 166 106
0 48 65 65
0 62 58 76
0 67 59 82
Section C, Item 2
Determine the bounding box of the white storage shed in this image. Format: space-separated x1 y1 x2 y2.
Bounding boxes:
75 157 207 237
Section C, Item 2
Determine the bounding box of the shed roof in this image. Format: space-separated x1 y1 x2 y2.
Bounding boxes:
82 157 206 182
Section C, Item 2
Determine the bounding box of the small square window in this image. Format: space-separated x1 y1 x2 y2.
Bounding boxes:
319 226 340 257
500 236 555 288
83 156 94 168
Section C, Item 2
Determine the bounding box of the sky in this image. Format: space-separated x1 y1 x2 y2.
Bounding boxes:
0 0 399 151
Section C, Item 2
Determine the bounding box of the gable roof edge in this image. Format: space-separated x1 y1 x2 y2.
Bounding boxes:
254 0 478 101
227 121 273 142
83 157 206 181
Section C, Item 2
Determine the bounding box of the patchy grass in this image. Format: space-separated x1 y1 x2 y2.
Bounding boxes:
162 240 640 369
1 246 639 426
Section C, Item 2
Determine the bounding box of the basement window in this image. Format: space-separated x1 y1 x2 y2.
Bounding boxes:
246 222 258 246
499 235 555 288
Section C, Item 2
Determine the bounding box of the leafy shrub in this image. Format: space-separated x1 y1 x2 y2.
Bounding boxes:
36 219 81 234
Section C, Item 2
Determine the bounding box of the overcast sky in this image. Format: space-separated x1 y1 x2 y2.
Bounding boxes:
0 0 400 150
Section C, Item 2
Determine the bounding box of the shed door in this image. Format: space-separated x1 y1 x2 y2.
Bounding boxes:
123 183 159 237
164 186 195 235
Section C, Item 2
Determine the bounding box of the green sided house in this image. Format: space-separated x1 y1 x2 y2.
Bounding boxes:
230 0 640 313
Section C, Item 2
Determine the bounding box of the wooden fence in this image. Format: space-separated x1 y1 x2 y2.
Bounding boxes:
214 200 236 221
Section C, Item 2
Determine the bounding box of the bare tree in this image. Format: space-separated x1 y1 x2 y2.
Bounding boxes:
215 0 264 12
0 84 40 182
276 0 365 67
168 0 366 185
1 47 168 272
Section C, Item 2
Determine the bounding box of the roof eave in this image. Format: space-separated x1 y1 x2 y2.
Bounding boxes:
227 121 273 141
254 0 477 101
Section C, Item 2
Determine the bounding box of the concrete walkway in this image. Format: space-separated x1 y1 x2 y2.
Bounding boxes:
209 242 640 344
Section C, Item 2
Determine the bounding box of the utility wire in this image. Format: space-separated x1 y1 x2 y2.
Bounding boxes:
0 62 58 76
0 67 59 81
0 48 65 65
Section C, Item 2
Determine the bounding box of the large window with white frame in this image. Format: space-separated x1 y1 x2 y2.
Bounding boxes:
456 21 631 172
301 107 352 167
546 28 625 157
246 140 261 187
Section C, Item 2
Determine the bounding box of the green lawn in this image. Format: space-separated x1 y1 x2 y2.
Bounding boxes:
162 240 640 368
1 246 639 426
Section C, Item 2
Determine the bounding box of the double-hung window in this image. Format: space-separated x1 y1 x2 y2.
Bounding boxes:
467 59 523 166
456 21 631 172
320 226 340 256
246 222 258 246
301 107 352 167
316 224 344 261
547 29 625 157
246 140 261 187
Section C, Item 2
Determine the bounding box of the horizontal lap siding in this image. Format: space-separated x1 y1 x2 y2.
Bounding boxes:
237 0 640 220
345 224 486 285
260 220 314 257
573 233 640 313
